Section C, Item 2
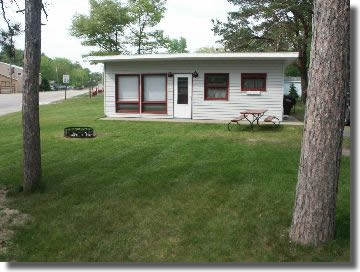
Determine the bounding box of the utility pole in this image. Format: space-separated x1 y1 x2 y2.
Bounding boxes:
56 65 59 84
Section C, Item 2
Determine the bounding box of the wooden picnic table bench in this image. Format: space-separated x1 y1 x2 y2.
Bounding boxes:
227 109 280 130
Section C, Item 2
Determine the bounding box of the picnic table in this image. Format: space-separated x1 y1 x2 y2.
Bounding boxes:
227 109 280 130
240 109 268 128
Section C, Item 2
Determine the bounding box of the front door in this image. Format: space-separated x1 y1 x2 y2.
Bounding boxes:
174 74 192 118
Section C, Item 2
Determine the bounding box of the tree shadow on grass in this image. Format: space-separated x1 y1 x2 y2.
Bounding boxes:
335 212 350 240
227 123 285 133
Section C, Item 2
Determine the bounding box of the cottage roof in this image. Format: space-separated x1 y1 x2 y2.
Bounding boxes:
0 62 23 71
88 52 298 65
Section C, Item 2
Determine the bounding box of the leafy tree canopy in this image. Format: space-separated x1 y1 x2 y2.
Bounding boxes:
128 0 167 54
212 0 313 98
166 37 188 53
89 72 103 87
0 47 99 88
195 47 225 53
71 0 131 54
212 0 313 52
71 0 174 55
0 18 22 65
40 78 51 91
0 48 24 67
285 62 301 77
40 55 57 81
39 54 100 88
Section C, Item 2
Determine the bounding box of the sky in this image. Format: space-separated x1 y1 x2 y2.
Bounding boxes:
3 0 237 73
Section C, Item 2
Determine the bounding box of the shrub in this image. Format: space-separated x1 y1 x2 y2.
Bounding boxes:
289 83 299 101
40 78 51 92
283 95 296 115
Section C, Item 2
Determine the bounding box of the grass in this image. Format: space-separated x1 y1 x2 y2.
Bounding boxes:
343 137 351 149
0 94 350 262
290 100 305 122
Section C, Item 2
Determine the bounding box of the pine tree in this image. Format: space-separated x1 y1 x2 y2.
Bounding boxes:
289 0 350 246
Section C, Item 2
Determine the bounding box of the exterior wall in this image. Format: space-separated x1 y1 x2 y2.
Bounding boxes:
0 74 23 93
0 62 23 93
105 60 285 121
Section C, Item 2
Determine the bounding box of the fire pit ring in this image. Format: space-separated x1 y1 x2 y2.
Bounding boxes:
64 127 96 138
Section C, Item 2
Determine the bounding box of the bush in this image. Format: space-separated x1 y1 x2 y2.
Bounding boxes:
283 95 296 115
289 83 299 101
40 78 51 92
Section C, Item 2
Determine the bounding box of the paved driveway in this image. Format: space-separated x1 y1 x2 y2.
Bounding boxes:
0 90 89 116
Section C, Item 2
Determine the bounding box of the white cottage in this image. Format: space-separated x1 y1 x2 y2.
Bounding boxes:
89 52 298 121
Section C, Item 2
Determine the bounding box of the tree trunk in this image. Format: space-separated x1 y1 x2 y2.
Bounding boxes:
115 31 118 52
137 38 141 54
137 16 141 54
289 0 350 246
22 0 42 192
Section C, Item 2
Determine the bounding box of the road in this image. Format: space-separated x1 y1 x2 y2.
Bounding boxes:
0 90 89 116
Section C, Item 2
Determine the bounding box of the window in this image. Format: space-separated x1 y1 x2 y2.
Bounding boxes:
177 77 188 104
1 81 11 87
116 75 140 113
204 73 229 100
241 73 267 92
142 74 167 113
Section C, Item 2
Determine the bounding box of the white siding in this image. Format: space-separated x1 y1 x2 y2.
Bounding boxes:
104 60 285 121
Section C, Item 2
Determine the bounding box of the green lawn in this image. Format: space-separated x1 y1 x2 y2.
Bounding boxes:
290 100 306 122
0 95 350 262
343 137 351 149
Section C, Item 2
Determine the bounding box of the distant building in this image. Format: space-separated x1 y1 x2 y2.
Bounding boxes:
284 77 301 97
0 62 42 94
0 62 23 93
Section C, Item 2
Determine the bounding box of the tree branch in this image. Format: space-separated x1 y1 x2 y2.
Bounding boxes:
0 0 13 32
42 2 48 20
250 35 275 42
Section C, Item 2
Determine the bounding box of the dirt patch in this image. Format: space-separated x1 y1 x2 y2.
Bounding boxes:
0 188 31 256
241 137 285 146
342 149 350 157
